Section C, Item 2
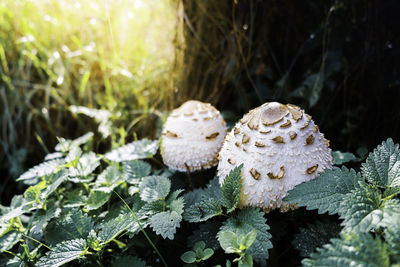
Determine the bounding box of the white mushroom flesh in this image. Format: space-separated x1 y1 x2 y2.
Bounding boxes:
161 100 227 172
217 102 333 212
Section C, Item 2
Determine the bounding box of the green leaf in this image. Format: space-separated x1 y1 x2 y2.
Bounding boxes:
292 221 341 257
149 210 182 240
188 222 220 251
361 138 400 188
170 197 185 214
338 183 400 232
55 132 94 152
85 191 111 211
183 198 222 223
0 230 21 251
105 139 159 162
16 158 65 184
219 208 272 262
218 231 240 253
44 210 93 246
284 167 362 215
238 229 257 249
181 251 196 263
303 233 389 267
67 152 100 179
123 160 152 184
37 238 86 267
221 164 243 213
30 204 61 236
238 254 253 267
139 176 171 202
332 151 359 165
92 165 122 193
202 248 214 261
98 212 136 243
385 216 400 262
193 241 206 251
112 256 148 267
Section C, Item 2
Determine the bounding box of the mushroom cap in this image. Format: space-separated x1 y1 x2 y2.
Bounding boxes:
217 102 333 212
161 100 227 172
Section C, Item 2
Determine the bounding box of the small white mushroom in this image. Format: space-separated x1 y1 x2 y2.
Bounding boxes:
161 100 227 172
217 102 333 212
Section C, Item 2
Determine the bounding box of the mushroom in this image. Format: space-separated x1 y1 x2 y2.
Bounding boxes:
217 102 333 212
161 100 227 172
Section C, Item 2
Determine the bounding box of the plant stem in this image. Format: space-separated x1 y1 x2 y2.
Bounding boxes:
21 233 51 250
113 191 168 267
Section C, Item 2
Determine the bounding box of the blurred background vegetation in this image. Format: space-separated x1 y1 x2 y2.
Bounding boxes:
1 0 399 205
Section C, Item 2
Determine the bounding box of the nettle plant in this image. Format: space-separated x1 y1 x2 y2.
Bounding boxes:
1 101 400 267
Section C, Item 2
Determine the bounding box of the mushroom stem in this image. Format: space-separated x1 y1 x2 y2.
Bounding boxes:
185 163 194 189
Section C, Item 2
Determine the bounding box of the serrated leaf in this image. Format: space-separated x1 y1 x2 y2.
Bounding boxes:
98 212 136 243
112 255 148 267
149 210 181 240
105 139 159 162
55 132 94 152
123 160 152 184
170 197 185 214
361 138 400 188
385 215 400 262
37 238 86 267
303 233 389 267
92 165 122 193
139 176 171 202
67 152 100 179
221 164 243 213
332 151 359 165
339 184 400 232
284 167 362 215
188 222 220 251
219 208 272 262
0 230 21 251
16 158 65 184
85 191 111 211
183 198 222 223
30 204 61 236
203 177 223 202
292 221 341 257
44 210 93 246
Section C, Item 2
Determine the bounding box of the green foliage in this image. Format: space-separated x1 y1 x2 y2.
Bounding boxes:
284 166 362 214
181 241 214 264
221 164 243 213
112 255 148 267
105 140 159 162
37 238 87 267
302 233 389 267
286 138 400 265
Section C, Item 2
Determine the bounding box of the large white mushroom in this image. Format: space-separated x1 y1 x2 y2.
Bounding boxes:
217 102 333 212
161 100 227 172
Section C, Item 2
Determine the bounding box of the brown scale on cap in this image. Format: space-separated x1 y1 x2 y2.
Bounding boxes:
227 158 235 165
247 116 259 130
234 127 240 136
250 168 261 180
255 141 266 148
280 120 292 128
261 103 289 126
259 130 271 134
287 105 303 121
163 131 178 138
206 132 220 141
306 165 319 175
242 134 250 144
314 125 319 132
299 121 310 130
305 134 315 145
289 131 297 140
267 166 285 179
235 141 240 147
272 136 285 144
